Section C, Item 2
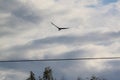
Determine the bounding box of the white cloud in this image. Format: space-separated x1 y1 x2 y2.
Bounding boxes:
0 69 27 80
0 0 120 80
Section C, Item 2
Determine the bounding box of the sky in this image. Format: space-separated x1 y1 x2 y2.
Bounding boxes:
0 0 120 80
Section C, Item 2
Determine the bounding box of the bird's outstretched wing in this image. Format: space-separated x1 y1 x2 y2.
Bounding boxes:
60 28 69 29
51 22 69 31
51 22 59 28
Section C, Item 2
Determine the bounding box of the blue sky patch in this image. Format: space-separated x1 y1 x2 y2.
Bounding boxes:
101 0 118 5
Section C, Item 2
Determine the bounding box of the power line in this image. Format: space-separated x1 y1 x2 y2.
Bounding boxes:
0 57 120 63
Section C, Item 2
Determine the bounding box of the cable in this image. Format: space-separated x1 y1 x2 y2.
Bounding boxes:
0 57 120 63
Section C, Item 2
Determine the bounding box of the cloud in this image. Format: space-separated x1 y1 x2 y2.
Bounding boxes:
0 31 119 61
0 0 42 38
97 60 120 80
11 4 40 23
0 0 120 80
0 69 28 80
27 31 120 47
0 0 44 50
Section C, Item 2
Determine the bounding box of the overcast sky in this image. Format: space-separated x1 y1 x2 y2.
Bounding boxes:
0 0 120 80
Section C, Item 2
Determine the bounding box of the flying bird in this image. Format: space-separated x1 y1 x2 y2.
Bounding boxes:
51 22 69 31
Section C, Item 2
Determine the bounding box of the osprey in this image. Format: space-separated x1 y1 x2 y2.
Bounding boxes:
51 22 69 31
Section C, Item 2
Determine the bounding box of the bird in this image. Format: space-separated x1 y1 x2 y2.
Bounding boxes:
51 22 69 31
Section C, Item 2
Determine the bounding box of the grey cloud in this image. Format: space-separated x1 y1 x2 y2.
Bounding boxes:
0 46 120 80
0 50 87 80
101 4 120 16
98 60 120 80
0 50 85 69
44 49 86 59
1 61 119 80
0 0 42 37
86 5 97 8
3 31 120 50
11 5 41 23
2 49 117 80
0 0 41 24
0 31 120 60
1 0 120 80
0 0 20 12
30 31 120 46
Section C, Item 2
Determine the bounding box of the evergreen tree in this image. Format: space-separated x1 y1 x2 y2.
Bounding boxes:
38 67 54 80
26 71 36 80
77 77 83 80
26 67 107 80
43 67 53 80
89 75 106 80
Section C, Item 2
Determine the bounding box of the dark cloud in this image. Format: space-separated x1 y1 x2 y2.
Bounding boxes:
0 49 87 80
0 0 20 12
2 49 120 80
0 31 120 60
0 0 41 24
30 31 120 47
44 49 86 59
0 0 42 37
0 46 120 80
0 0 120 80
98 60 120 80
11 4 40 23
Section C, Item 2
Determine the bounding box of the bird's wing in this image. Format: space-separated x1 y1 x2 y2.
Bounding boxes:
61 28 69 29
51 22 59 28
